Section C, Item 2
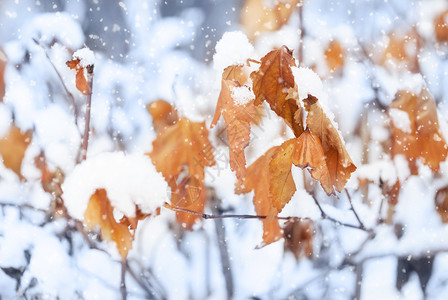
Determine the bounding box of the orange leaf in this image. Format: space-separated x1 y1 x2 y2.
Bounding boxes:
211 65 255 180
324 40 345 73
0 125 32 180
66 58 90 95
251 46 304 137
304 96 356 194
84 189 133 259
241 0 299 40
147 100 179 134
435 186 448 223
170 176 206 229
150 117 215 181
283 219 314 260
0 48 6 102
150 117 215 229
236 146 285 247
389 89 448 174
294 129 333 195
434 10 448 43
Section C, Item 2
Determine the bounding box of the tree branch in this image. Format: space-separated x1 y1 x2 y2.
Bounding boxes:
80 65 94 161
345 189 366 230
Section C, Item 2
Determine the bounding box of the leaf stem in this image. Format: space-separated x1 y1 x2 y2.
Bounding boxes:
81 65 94 161
121 259 127 300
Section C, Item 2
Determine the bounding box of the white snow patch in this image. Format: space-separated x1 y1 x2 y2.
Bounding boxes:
356 158 398 186
231 85 254 106
62 152 169 220
400 73 425 95
389 108 411 133
213 31 254 74
73 47 95 67
292 67 324 102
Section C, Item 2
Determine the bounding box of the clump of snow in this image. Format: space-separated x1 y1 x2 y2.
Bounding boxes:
231 85 254 106
23 12 84 48
62 152 169 220
356 158 398 187
389 108 411 133
292 67 325 102
73 47 95 67
399 73 425 95
213 31 254 74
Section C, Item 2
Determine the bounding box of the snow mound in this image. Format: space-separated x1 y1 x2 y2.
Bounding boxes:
213 31 254 73
62 152 169 220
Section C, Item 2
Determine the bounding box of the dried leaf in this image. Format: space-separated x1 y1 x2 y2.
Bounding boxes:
170 176 206 229
294 129 333 195
0 48 6 102
381 29 421 73
211 65 256 180
84 189 133 259
304 96 356 193
435 186 448 223
150 117 215 229
150 117 215 181
147 99 179 134
389 89 448 174
251 46 304 137
283 219 314 260
66 58 90 95
324 40 345 73
0 126 32 180
434 10 448 43
241 0 300 40
236 146 284 246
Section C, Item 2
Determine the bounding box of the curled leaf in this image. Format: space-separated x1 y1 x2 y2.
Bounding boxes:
0 126 32 180
283 219 314 260
147 99 179 134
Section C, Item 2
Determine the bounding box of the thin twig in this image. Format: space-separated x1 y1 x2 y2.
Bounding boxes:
311 198 369 232
125 261 161 299
164 202 369 231
32 39 78 124
121 259 127 300
298 1 304 64
345 189 366 230
80 65 94 161
0 202 47 213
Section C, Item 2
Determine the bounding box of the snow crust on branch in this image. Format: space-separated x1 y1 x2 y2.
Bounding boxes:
73 47 95 67
62 152 168 220
213 31 254 74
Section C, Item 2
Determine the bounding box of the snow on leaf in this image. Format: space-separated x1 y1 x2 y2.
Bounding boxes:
84 189 134 259
235 146 283 247
251 46 304 137
66 50 94 96
211 64 255 180
0 125 32 180
241 0 300 40
147 99 179 134
304 96 356 194
389 89 448 174
150 117 215 229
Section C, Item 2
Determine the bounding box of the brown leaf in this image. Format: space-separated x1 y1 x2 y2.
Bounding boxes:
0 48 7 102
304 96 356 194
283 219 314 260
294 129 333 195
211 65 255 180
434 10 448 43
236 146 284 247
150 117 215 181
435 186 448 223
0 126 32 180
251 46 304 137
389 89 448 174
380 29 421 73
170 176 206 229
324 40 345 73
150 117 215 229
241 0 300 40
66 58 90 95
147 100 179 134
84 189 134 259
